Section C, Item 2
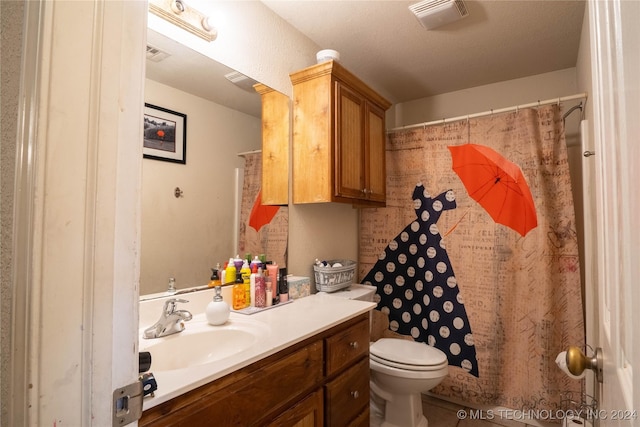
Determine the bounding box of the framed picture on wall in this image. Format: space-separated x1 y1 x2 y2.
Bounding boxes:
143 103 187 164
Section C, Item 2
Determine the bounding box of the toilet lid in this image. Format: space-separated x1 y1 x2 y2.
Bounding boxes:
370 338 447 367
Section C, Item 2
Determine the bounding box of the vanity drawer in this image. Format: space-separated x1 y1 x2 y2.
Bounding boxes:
324 357 370 427
325 318 369 376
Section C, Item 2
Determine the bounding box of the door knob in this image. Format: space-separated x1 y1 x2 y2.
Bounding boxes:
566 346 603 383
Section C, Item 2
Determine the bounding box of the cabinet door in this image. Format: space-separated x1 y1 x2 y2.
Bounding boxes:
364 102 386 203
257 84 290 205
267 389 324 427
335 82 365 200
324 358 370 427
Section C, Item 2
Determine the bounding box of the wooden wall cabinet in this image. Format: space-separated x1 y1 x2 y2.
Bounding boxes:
255 83 290 205
290 61 391 207
139 312 370 427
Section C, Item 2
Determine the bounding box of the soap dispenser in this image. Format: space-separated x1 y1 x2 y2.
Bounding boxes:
206 286 230 325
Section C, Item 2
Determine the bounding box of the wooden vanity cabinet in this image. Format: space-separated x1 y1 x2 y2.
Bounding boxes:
255 83 290 205
290 60 391 207
139 312 371 427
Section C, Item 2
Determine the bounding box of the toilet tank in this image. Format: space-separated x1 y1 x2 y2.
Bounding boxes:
325 284 377 302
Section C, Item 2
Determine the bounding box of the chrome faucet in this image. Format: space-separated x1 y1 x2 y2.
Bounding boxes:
143 298 193 339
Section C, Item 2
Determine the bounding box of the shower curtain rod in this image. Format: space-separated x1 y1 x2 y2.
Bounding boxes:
387 93 588 133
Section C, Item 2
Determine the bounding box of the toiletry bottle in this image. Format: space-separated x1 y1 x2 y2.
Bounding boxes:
220 260 228 285
254 268 266 308
167 277 177 294
232 274 246 310
208 264 221 288
266 263 278 304
265 277 273 307
249 264 257 307
279 268 289 302
206 286 230 325
241 260 251 308
233 254 244 271
225 258 236 285
250 255 262 271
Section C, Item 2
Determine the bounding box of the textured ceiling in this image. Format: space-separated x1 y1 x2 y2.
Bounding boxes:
146 0 585 116
262 0 586 104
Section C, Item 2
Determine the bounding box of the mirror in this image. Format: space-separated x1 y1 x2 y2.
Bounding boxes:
141 29 272 297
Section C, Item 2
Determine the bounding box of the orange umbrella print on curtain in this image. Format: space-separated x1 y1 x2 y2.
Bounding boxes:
447 144 537 237
249 189 280 232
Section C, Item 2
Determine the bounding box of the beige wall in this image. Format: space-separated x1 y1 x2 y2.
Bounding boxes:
141 79 261 295
388 67 578 128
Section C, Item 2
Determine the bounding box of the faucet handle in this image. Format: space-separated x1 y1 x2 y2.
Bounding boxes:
163 298 189 314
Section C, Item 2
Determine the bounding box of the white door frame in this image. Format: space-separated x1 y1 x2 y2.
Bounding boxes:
587 0 640 423
10 1 146 425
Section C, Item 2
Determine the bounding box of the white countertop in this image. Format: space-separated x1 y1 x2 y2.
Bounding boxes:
140 292 376 410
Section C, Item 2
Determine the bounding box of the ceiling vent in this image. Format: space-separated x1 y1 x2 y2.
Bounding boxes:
224 71 259 92
409 0 468 30
146 44 171 62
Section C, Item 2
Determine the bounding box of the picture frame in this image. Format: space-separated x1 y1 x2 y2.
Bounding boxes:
143 103 187 164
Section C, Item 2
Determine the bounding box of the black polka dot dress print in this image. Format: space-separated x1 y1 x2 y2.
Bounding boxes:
362 183 479 377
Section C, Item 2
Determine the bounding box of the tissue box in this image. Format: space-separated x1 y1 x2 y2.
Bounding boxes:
287 276 311 299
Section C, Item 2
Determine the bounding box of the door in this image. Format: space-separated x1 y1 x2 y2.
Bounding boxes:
587 0 640 423
10 1 146 425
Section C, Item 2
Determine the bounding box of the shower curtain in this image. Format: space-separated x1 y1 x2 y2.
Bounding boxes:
359 105 584 412
238 152 288 266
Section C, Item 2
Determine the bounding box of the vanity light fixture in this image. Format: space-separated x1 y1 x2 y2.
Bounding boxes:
149 0 218 42
170 0 186 14
201 16 214 32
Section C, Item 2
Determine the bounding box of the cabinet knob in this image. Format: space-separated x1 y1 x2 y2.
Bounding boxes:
351 390 359 399
349 341 359 349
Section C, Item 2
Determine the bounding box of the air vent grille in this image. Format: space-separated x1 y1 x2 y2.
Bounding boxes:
454 0 468 17
224 71 259 92
409 0 468 30
409 0 468 16
146 44 171 62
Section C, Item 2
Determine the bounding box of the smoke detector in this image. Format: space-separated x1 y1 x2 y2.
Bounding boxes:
409 0 469 30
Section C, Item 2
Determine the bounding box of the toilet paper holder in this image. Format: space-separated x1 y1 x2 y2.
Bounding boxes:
566 346 603 383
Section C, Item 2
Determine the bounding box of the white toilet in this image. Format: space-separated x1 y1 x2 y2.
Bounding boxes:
322 285 449 427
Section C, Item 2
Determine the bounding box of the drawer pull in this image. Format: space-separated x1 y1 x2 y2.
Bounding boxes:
349 341 359 349
351 390 360 399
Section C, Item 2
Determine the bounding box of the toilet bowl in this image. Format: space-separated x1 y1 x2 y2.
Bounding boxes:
370 338 448 427
321 285 449 427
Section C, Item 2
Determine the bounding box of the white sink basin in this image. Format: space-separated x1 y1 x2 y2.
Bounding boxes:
140 317 270 371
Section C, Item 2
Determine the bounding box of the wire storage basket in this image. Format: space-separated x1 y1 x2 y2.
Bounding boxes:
313 260 356 293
